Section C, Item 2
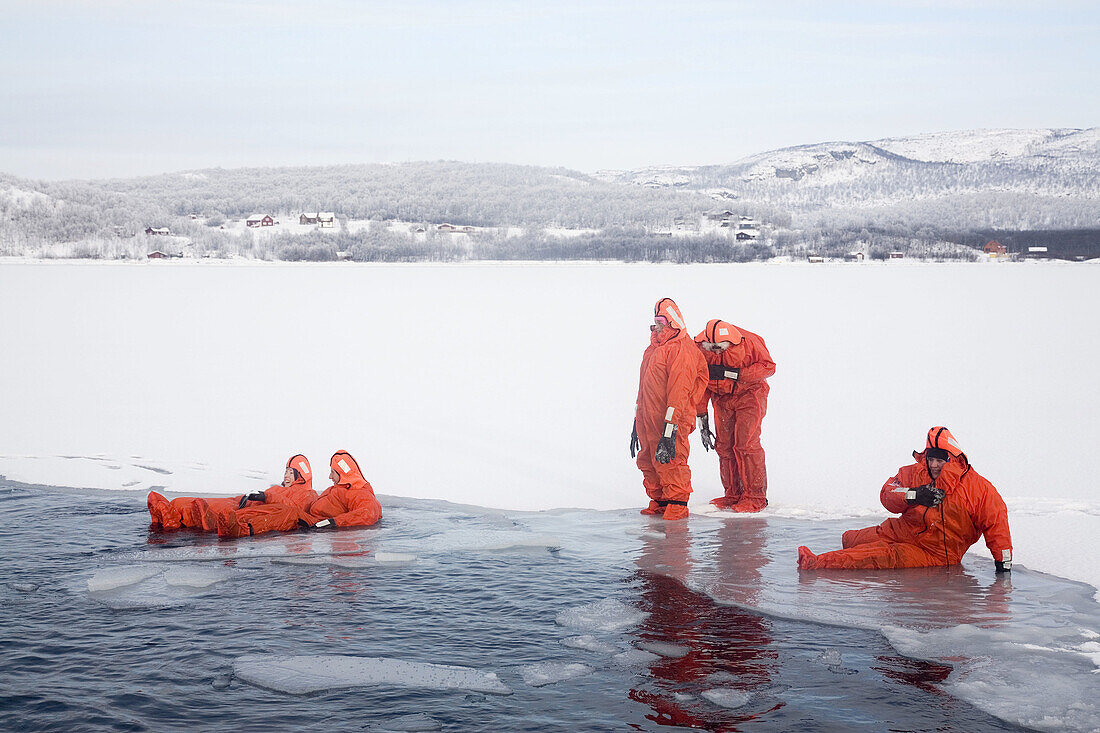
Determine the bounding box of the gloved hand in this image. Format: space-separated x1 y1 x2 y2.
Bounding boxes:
630 420 640 459
698 414 715 452
995 560 1012 573
655 424 677 464
905 484 945 507
298 518 335 530
238 491 266 509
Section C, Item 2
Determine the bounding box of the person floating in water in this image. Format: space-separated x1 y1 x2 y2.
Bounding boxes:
205 449 382 538
147 454 316 532
798 427 1012 573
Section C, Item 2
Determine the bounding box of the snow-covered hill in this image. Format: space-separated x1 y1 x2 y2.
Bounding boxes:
597 128 1100 226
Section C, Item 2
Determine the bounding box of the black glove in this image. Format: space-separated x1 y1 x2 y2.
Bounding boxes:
698 414 715 452
630 420 640 459
995 560 1011 573
238 491 266 509
655 424 677 464
905 484 944 507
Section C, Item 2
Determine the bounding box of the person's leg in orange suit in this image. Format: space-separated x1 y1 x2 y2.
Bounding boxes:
654 427 693 520
798 540 941 570
728 387 768 512
710 402 743 509
841 526 882 548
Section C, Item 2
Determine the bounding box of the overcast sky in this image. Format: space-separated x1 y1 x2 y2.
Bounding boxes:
1 0 1097 180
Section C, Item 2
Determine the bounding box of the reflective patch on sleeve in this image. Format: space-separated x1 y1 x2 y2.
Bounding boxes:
665 406 675 421
664 423 675 438
338 459 351 473
1002 549 1012 561
891 486 908 494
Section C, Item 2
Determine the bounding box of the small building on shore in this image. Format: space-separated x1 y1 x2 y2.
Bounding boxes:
246 215 275 228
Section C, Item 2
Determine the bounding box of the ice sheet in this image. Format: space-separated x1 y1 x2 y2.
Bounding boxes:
519 662 593 687
232 654 512 695
555 598 647 633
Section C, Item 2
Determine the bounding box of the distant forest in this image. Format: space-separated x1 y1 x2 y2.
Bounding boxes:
1 159 1097 262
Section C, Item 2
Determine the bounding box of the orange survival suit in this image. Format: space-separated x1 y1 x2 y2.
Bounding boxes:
798 428 1013 570
695 319 775 512
634 298 709 520
147 454 316 532
211 450 382 538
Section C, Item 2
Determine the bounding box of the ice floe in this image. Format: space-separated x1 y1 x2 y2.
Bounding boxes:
87 565 163 592
232 654 512 695
519 662 593 687
701 688 752 709
555 598 646 633
560 635 619 654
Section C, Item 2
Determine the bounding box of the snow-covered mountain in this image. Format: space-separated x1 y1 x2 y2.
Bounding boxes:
596 128 1100 223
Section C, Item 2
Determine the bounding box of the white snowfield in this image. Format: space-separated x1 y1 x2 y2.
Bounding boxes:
0 260 1098 602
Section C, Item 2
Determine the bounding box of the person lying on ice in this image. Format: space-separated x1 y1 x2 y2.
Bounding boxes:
147 454 316 531
797 427 1013 572
631 297 709 520
694 318 776 513
204 450 382 538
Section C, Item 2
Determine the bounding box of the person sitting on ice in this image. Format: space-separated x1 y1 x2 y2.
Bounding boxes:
206 450 382 538
147 454 316 532
797 427 1012 573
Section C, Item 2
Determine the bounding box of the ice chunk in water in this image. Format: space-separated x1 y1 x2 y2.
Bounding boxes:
9 582 38 593
163 566 234 588
87 565 163 592
369 713 442 731
560 635 619 654
613 649 660 666
233 654 512 695
701 688 752 709
374 552 417 564
636 640 690 658
555 598 646 632
520 662 593 687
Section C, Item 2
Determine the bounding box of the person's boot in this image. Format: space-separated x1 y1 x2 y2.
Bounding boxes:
725 497 767 513
662 502 689 521
797 545 817 569
640 500 666 516
709 494 740 510
147 491 181 530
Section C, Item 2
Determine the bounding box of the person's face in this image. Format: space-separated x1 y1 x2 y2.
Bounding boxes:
700 341 731 353
283 467 295 487
926 456 948 480
330 468 340 483
653 315 668 334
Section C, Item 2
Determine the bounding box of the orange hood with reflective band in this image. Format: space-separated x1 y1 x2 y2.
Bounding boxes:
654 298 688 333
694 319 744 346
286 454 313 492
926 426 964 459
330 450 366 486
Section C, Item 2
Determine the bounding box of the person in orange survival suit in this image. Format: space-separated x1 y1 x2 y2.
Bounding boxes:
798 427 1013 573
208 450 382 538
147 454 316 531
630 298 709 520
694 319 776 513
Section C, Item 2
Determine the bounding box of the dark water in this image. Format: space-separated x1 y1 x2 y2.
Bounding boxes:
0 482 1029 732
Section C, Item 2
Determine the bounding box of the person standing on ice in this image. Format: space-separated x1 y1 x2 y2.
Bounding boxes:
694 319 776 513
798 427 1013 572
147 454 316 532
631 298 709 520
206 450 382 538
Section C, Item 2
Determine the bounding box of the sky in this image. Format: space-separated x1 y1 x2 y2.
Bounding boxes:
1 0 1098 180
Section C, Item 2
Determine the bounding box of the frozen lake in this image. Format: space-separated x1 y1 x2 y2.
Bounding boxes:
7 480 1097 731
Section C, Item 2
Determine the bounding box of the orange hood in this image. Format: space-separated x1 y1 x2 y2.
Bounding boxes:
694 319 744 346
653 297 688 336
286 454 313 491
330 450 367 486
